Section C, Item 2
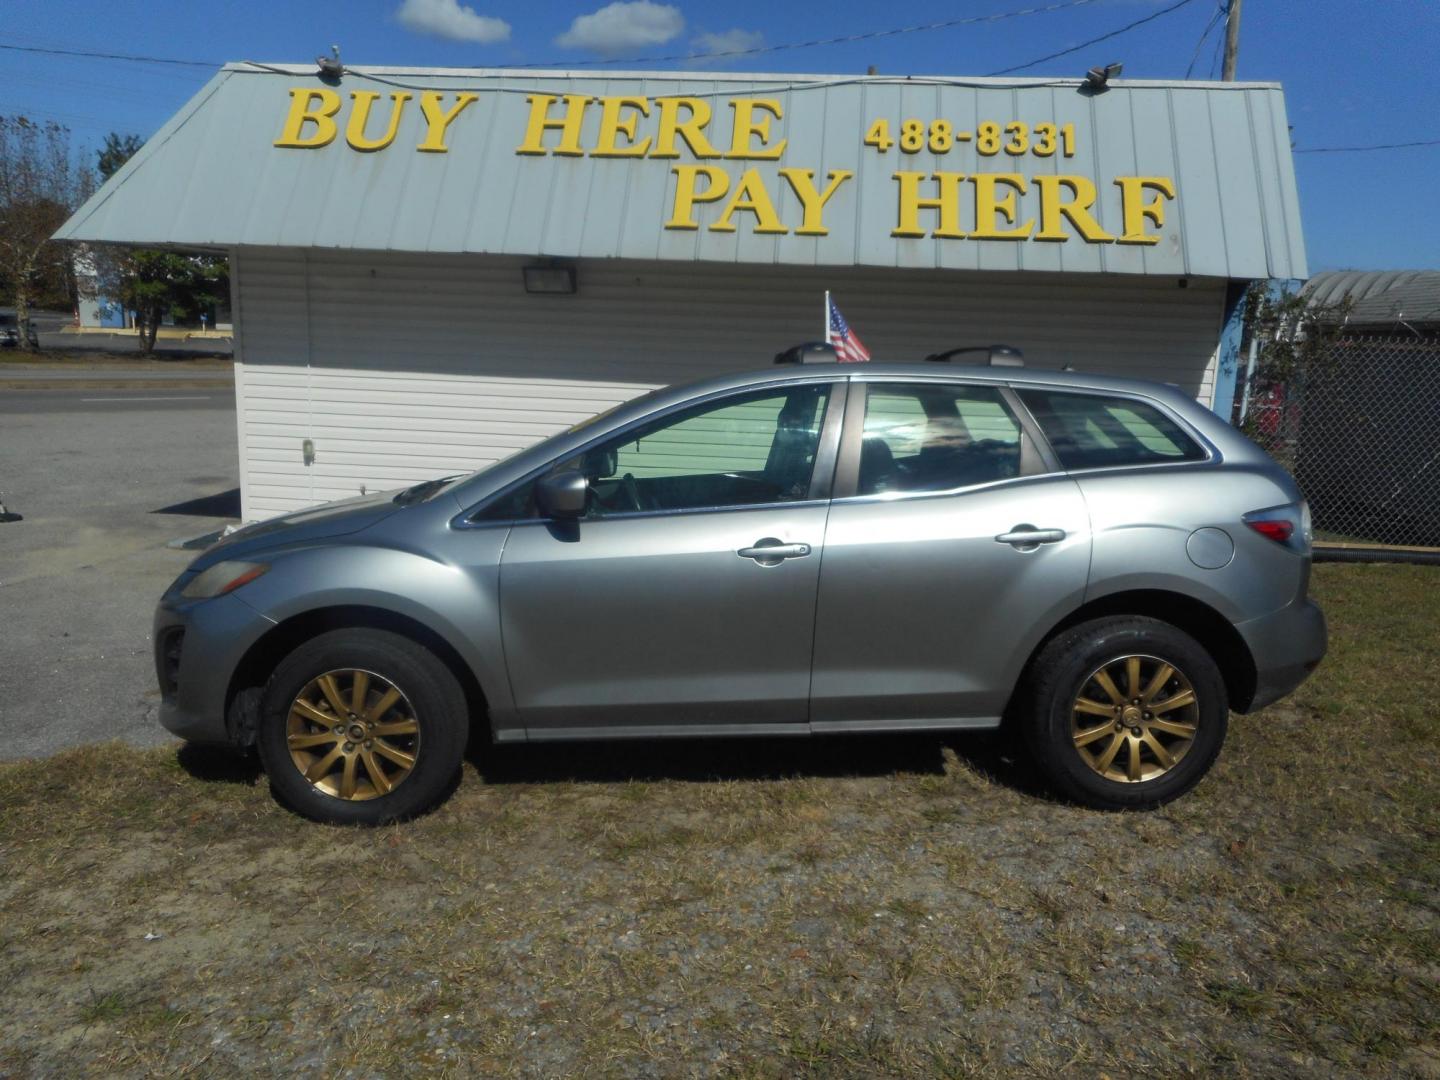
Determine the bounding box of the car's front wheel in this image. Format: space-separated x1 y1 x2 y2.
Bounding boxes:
256 628 467 825
1021 616 1228 809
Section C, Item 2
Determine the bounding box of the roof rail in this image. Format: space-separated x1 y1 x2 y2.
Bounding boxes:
924 345 1025 367
775 341 838 365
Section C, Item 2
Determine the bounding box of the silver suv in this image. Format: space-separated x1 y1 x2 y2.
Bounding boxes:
155 360 1326 824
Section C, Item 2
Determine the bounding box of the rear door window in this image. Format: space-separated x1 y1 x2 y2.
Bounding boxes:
1017 389 1207 470
858 383 1023 494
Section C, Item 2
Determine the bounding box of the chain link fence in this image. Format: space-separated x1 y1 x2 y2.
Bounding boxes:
1239 335 1440 550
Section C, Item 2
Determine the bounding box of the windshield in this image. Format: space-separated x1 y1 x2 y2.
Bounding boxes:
565 390 660 435
407 391 666 500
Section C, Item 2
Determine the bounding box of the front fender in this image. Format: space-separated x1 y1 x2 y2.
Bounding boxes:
231 533 511 715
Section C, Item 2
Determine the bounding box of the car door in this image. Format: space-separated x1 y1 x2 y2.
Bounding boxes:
497 380 845 738
809 377 1091 730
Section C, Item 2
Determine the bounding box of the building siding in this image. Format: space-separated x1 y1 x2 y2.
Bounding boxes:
233 247 1226 518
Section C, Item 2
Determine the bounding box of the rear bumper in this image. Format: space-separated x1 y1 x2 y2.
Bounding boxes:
1234 597 1327 712
154 592 275 747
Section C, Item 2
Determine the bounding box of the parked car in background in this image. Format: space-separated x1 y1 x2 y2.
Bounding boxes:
0 314 39 348
153 353 1326 824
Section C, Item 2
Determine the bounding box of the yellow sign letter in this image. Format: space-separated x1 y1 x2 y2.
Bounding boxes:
346 91 412 152
593 96 653 157
275 88 342 149
726 99 786 160
892 172 967 239
970 174 1034 240
417 92 479 153
712 169 787 234
779 169 853 236
652 98 722 159
1114 176 1176 245
666 165 730 229
516 94 591 157
1034 175 1115 242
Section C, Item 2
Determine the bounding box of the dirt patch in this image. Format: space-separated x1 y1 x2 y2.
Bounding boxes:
1 564 1436 1076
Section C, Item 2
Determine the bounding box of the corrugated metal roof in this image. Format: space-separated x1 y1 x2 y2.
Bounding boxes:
56 63 1306 280
1303 270 1440 327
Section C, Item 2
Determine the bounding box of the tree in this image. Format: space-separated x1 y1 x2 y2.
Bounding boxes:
115 251 229 353
0 117 91 352
90 132 229 354
97 133 144 182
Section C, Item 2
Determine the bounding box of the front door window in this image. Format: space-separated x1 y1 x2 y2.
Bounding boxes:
564 383 832 516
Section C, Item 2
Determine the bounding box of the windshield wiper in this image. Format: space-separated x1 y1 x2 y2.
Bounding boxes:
393 476 460 506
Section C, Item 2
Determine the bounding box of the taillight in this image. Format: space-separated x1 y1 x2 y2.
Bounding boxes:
1247 519 1294 544
1243 504 1309 553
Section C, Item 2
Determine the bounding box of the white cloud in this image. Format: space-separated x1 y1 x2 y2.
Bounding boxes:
691 28 765 58
555 1 684 55
396 0 511 44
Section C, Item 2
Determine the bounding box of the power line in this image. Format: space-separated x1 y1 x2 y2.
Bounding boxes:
0 41 214 68
1185 3 1225 80
987 0 1201 76
1 2 1105 76
512 0 1103 68
1296 139 1440 154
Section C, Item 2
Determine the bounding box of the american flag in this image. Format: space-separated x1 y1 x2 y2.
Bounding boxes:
826 294 872 363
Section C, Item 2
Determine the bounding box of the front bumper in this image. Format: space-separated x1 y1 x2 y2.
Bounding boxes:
1234 596 1327 713
154 591 276 746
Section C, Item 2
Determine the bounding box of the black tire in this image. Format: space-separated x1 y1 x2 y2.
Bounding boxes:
1020 616 1228 810
256 628 468 825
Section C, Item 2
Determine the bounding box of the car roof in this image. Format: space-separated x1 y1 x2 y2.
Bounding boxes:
669 361 1194 401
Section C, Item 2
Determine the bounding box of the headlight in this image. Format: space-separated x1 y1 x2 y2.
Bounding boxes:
180 560 269 600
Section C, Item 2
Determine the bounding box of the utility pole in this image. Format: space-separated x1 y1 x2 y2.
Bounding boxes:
1221 0 1242 81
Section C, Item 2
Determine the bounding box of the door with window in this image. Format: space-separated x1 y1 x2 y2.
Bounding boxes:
497 381 841 736
810 379 1092 729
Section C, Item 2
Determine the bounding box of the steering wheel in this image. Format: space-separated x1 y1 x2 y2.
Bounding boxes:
621 472 647 512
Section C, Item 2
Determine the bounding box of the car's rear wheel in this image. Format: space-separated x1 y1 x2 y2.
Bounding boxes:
256 628 467 825
1021 616 1228 809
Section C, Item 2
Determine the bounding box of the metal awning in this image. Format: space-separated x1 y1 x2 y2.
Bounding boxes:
57 63 1307 280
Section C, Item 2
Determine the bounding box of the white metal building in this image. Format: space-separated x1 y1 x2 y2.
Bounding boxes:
57 64 1306 520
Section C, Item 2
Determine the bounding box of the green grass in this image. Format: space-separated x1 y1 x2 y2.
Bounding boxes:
0 563 1436 1077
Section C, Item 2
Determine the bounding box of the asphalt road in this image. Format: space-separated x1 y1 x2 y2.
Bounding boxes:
0 385 240 759
0 389 231 411
0 370 233 385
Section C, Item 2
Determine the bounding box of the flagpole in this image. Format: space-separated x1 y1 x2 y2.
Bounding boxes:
823 290 831 344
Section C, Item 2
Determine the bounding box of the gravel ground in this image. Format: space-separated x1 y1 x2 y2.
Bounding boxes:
0 564 1435 1078
0 389 238 758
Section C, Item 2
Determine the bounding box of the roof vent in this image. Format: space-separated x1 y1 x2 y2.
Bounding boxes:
924 345 1025 367
775 341 838 365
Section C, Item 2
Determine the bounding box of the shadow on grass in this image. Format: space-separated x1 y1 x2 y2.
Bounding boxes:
471 729 1053 799
175 743 261 785
170 727 1054 805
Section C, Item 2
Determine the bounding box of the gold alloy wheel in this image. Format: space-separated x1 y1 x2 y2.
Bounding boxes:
1071 654 1199 783
285 669 420 801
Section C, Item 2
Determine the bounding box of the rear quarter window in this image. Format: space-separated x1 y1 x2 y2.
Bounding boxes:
1018 389 1207 470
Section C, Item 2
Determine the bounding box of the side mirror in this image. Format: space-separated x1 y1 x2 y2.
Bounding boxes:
535 469 588 519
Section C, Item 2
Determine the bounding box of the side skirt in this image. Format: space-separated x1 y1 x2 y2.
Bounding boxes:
494 717 1003 743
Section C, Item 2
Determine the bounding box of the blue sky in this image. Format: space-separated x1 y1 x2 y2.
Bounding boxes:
3 0 1436 271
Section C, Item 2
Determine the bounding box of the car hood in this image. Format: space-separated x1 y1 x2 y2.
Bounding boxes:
188 490 404 570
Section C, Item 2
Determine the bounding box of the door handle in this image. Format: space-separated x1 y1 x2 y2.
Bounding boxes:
995 526 1067 550
737 538 812 565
